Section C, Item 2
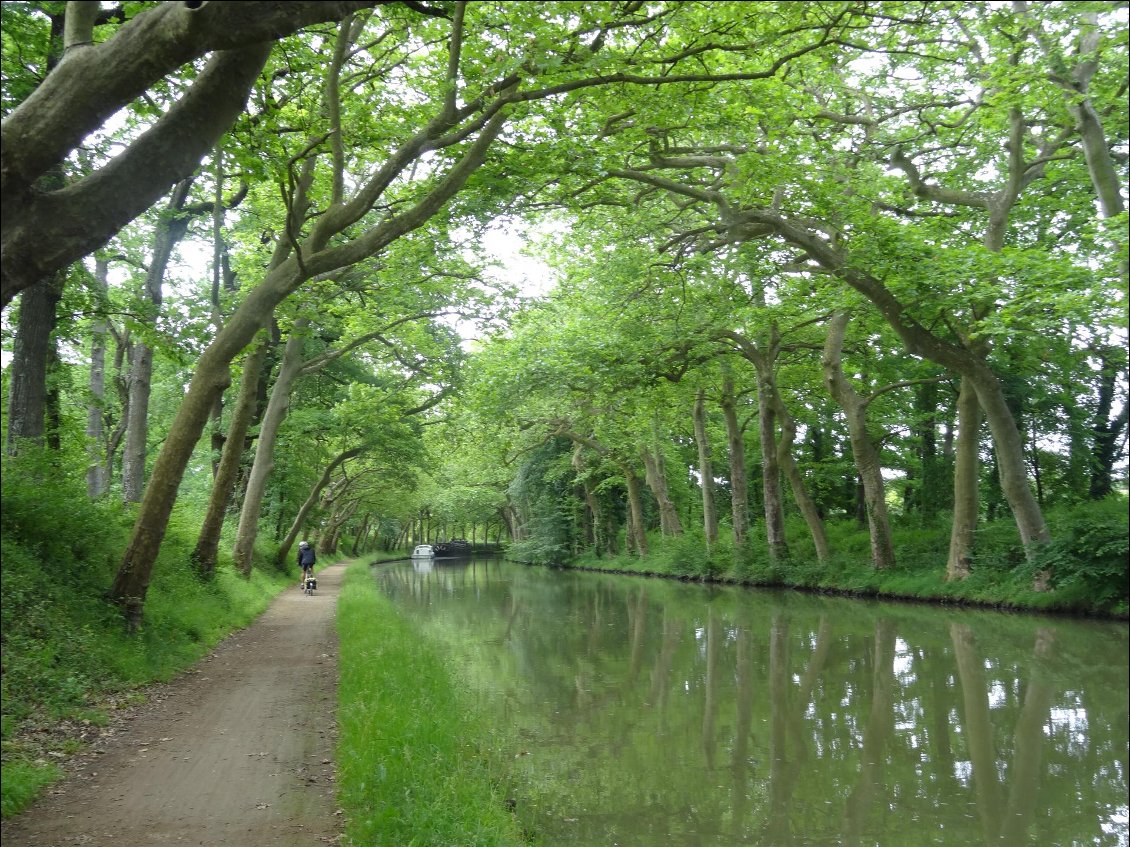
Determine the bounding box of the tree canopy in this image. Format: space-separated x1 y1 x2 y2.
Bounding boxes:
2 0 1126 623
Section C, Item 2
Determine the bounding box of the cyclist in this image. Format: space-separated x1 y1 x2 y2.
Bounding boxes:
297 540 316 587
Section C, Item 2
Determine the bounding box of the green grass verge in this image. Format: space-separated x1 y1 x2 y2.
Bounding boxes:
0 759 62 819
336 561 530 846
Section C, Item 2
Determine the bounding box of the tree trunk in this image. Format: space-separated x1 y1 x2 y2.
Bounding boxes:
908 380 947 518
277 445 364 565
207 149 238 478
719 362 749 547
822 312 896 570
191 337 270 576
120 342 153 502
1052 14 1126 265
878 306 1045 554
772 390 830 564
1089 347 1128 499
109 344 237 628
722 329 792 560
693 389 719 549
571 444 598 551
947 378 982 580
5 272 64 454
232 327 306 575
968 360 1050 551
500 503 517 543
86 258 111 496
121 179 196 502
639 445 683 536
321 498 358 554
103 331 131 490
755 367 789 563
350 512 370 556
623 466 649 556
578 481 596 553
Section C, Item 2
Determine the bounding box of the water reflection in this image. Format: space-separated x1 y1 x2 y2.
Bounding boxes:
374 558 1129 846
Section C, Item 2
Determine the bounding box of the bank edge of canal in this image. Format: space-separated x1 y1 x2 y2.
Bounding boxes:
336 559 531 846
558 540 1130 622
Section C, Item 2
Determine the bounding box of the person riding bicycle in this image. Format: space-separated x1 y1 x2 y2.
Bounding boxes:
297 540 316 586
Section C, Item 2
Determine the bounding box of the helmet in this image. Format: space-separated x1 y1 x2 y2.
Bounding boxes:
299 540 309 548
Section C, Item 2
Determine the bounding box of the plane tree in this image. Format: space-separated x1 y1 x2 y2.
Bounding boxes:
459 282 668 557
102 0 867 624
273 375 431 563
551 1 1125 580
0 0 425 308
5 2 1121 621
231 246 489 574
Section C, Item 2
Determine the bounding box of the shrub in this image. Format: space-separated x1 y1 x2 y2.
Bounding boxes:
660 530 720 579
1025 497 1129 611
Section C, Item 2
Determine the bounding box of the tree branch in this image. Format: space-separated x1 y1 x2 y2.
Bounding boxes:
2 43 272 307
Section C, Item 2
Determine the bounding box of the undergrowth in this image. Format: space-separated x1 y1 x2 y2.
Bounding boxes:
566 497 1128 617
0 451 293 818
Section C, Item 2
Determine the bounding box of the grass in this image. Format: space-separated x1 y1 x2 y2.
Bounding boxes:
336 561 530 846
0 453 297 818
0 759 61 819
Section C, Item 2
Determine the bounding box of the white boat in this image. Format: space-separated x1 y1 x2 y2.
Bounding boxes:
411 544 435 558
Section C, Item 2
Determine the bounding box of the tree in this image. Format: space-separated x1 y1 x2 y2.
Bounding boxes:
2 2 1123 621
1 1 409 307
190 336 270 576
692 388 719 550
584 0 1122 572
5 270 64 454
119 177 244 501
111 0 775 622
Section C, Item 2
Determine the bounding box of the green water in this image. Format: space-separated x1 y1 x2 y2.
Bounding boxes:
374 557 1129 846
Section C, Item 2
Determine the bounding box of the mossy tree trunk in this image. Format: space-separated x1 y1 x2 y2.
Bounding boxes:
191 337 270 577
822 312 896 571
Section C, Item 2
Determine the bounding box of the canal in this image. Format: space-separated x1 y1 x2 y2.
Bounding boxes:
373 556 1129 846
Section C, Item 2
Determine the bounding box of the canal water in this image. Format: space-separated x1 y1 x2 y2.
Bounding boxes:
374 557 1129 846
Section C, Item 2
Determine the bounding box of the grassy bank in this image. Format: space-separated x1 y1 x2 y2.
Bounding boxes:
563 497 1129 618
0 459 295 818
336 561 529 846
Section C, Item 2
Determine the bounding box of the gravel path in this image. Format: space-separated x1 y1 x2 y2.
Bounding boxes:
2 562 348 847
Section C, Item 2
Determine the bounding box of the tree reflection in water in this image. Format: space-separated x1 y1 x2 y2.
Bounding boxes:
375 559 1129 846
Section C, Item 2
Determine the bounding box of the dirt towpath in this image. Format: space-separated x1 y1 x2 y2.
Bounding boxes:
2 562 348 847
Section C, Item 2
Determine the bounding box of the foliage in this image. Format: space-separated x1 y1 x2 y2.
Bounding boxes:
506 439 576 566
1 0 1128 817
654 529 724 580
0 759 61 820
1024 497 1130 610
